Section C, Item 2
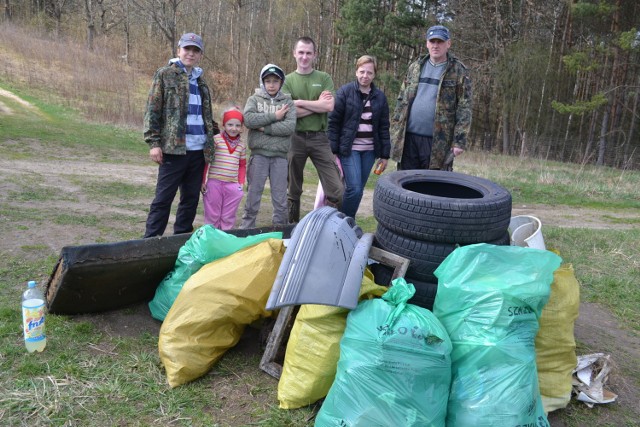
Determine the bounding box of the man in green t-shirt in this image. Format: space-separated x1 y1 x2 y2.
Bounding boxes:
282 36 343 223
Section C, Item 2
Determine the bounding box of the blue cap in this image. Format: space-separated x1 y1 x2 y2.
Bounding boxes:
426 25 450 41
178 33 204 51
28 280 36 288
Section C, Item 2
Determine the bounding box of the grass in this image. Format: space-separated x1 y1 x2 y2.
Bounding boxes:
460 151 640 209
0 24 147 129
543 228 640 329
0 83 146 161
2 76 640 426
76 181 154 200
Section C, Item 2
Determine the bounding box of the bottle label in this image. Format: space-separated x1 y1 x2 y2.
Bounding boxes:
22 300 46 342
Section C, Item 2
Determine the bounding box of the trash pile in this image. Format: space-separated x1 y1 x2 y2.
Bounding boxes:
142 201 621 426
43 171 619 424
572 353 618 407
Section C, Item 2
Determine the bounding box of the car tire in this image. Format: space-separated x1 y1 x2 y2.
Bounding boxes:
367 262 438 311
404 277 438 311
375 224 510 283
373 170 512 244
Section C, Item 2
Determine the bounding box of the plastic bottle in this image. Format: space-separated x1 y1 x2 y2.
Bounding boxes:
22 280 47 352
374 162 384 175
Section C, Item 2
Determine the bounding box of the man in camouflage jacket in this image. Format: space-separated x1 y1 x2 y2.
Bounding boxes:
390 25 472 170
144 70 216 156
143 33 218 237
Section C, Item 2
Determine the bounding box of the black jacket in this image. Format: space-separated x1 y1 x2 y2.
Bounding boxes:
328 81 391 159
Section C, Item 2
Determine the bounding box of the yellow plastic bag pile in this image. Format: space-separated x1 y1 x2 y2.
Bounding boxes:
277 269 388 409
535 263 580 413
158 239 284 388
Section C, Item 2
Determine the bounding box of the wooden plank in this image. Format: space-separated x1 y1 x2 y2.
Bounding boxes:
259 305 298 379
369 246 410 281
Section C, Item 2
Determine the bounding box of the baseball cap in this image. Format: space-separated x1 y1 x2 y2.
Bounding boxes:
178 33 203 50
260 64 285 82
426 25 450 41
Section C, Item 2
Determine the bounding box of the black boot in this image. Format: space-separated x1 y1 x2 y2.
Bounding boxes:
288 199 300 224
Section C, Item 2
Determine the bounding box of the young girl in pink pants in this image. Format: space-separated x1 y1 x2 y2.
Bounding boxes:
202 108 246 230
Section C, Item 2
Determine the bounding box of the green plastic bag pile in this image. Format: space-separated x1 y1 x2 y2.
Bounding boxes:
148 225 281 321
315 279 452 427
433 243 562 427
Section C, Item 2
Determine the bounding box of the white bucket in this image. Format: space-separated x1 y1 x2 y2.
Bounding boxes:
509 215 546 250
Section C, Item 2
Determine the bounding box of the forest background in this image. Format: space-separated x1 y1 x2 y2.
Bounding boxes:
1 0 639 170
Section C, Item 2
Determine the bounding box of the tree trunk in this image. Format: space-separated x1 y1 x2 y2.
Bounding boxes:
243 2 255 99
213 0 222 57
84 0 96 51
502 106 510 155
603 0 622 167
582 110 597 164
519 131 526 158
4 0 11 21
596 103 609 166
231 2 239 96
534 2 565 139
482 84 493 151
623 73 639 168
124 0 130 65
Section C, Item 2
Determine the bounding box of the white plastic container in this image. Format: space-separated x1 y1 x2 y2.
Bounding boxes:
22 280 47 353
509 215 546 250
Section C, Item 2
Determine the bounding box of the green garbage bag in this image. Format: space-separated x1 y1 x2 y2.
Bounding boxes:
148 225 281 321
315 279 452 427
432 243 562 427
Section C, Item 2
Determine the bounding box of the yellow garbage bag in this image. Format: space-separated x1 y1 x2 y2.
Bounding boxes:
535 263 580 413
159 239 284 388
277 269 387 409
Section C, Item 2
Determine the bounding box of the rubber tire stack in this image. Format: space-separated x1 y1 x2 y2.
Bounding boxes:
372 170 512 310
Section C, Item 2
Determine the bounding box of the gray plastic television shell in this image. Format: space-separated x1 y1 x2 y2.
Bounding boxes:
266 206 373 310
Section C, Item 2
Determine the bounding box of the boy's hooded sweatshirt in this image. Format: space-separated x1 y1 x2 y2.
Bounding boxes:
243 64 297 158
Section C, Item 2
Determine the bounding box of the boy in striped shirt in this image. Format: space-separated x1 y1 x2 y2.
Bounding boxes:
143 32 218 237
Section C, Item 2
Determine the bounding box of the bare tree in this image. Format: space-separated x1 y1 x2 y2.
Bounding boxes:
3 0 639 169
3 0 12 21
131 0 184 54
84 0 96 50
46 0 72 38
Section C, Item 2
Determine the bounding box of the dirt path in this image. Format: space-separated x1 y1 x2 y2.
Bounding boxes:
546 301 640 426
2 157 638 239
0 86 41 115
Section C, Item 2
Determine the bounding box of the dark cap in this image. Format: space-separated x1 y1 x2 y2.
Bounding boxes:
178 33 203 50
260 64 285 82
426 25 450 41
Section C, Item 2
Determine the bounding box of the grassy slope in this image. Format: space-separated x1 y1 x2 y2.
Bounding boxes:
1 39 640 425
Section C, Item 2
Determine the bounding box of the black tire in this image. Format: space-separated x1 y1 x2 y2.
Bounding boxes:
369 262 394 287
373 170 512 244
368 264 438 311
375 225 510 283
404 277 438 311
